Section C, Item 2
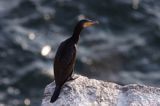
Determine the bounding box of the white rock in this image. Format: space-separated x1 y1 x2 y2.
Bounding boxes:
41 75 160 106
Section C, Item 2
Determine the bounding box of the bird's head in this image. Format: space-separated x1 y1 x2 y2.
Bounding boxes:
72 19 98 43
78 19 98 28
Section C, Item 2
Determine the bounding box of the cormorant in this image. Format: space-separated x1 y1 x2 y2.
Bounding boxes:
50 19 98 103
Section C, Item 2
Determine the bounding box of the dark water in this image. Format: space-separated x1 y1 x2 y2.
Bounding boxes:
0 0 160 105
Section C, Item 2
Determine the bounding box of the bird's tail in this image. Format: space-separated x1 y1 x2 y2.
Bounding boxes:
50 86 61 103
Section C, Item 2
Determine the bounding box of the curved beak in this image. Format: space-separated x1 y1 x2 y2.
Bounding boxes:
83 20 99 27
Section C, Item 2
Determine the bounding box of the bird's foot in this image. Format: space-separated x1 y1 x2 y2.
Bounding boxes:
67 75 79 81
64 84 71 89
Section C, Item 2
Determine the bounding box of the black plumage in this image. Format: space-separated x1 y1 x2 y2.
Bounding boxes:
50 19 98 103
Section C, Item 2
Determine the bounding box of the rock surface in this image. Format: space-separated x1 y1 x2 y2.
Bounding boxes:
42 75 160 106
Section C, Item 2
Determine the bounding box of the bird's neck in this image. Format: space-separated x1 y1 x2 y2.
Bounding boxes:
71 25 83 44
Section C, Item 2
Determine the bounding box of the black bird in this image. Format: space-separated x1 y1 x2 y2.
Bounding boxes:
50 19 98 103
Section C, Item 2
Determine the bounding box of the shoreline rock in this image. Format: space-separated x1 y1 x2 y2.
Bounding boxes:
42 75 160 106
